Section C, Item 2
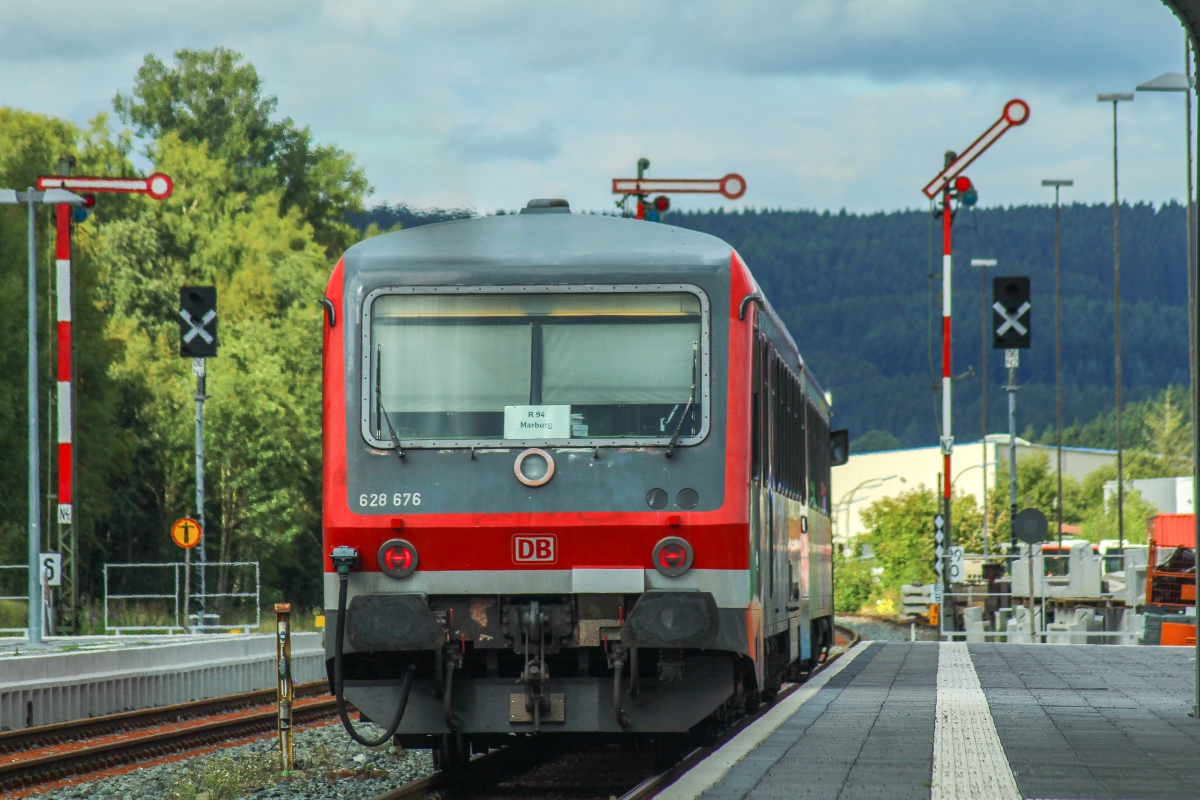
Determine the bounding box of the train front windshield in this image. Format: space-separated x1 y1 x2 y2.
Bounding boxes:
367 290 704 444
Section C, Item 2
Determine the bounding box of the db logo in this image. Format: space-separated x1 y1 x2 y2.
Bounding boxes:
513 535 556 563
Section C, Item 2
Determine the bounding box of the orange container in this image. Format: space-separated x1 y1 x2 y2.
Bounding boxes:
1161 621 1196 647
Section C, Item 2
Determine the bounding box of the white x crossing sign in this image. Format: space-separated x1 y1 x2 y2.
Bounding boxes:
993 301 1029 337
181 309 216 344
179 286 218 358
992 276 1031 349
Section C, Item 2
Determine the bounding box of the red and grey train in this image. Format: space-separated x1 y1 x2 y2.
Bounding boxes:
321 198 846 761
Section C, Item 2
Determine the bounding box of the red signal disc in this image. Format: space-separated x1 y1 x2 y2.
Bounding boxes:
146 173 174 201
954 176 972 192
1003 99 1030 126
719 173 746 200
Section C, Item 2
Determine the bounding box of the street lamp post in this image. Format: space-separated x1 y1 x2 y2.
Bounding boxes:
1137 63 1196 457
1098 92 1134 550
970 258 996 557
954 459 1000 556
1041 179 1073 551
835 475 902 542
0 187 84 645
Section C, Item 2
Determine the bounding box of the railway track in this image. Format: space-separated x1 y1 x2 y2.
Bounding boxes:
368 627 858 800
0 680 337 794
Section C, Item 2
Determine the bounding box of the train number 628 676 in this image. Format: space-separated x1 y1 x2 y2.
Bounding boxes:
358 492 422 508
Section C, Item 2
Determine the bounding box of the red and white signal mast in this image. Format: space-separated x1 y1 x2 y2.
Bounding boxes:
612 158 746 220
35 163 173 629
921 99 1029 549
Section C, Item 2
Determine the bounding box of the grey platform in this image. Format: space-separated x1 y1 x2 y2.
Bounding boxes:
0 632 325 730
689 642 1200 800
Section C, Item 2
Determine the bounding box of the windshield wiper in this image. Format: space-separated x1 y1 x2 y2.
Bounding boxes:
666 341 698 458
375 345 404 460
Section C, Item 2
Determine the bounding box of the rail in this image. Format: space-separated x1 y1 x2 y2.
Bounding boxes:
0 680 334 792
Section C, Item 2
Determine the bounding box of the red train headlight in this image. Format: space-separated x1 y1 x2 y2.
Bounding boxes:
378 538 419 579
653 536 693 577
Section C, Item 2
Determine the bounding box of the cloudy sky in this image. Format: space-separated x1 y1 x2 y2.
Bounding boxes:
1 1 1191 214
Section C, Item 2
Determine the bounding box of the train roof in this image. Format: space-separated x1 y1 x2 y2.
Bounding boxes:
342 209 734 276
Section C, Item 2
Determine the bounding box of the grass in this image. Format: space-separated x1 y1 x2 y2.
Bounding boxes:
168 752 282 800
166 739 384 799
0 599 27 631
249 607 327 635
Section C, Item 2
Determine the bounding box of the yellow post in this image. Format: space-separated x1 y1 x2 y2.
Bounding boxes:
275 602 294 771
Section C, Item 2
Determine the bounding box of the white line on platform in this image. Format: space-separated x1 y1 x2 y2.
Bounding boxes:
655 640 872 800
931 643 1020 800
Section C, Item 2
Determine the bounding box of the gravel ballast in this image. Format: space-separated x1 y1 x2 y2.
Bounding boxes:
29 720 433 800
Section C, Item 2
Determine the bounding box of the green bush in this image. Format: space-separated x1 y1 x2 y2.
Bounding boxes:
834 546 875 613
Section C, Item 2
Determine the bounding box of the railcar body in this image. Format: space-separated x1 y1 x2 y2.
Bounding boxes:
322 200 841 758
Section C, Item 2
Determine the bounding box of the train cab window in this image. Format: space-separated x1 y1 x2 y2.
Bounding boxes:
806 401 830 513
365 288 708 446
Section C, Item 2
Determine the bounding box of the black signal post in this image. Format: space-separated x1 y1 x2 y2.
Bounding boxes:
179 286 218 625
994 276 1030 555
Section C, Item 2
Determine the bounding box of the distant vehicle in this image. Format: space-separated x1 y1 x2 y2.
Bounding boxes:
320 199 845 765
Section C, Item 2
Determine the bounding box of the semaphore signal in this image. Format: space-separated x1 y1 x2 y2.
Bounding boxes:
919 99 1028 564
612 158 746 220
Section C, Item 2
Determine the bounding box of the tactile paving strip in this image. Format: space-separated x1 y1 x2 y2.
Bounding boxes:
931 643 1020 800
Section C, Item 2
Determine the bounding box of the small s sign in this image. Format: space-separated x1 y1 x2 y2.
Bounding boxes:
513 535 556 563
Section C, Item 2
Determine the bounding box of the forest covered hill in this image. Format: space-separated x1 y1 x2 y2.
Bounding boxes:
663 203 1190 448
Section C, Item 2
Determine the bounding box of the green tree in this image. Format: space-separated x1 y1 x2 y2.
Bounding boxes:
93 132 327 605
114 47 370 252
989 450 1085 544
1079 487 1157 544
856 484 982 596
850 429 902 454
0 109 138 573
833 546 874 613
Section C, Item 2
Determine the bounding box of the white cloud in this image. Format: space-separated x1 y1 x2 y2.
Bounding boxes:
0 0 1189 213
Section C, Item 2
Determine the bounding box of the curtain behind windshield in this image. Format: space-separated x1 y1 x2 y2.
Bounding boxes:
369 291 703 442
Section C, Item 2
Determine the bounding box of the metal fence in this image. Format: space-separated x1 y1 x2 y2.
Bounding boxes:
103 561 261 634
906 545 1154 644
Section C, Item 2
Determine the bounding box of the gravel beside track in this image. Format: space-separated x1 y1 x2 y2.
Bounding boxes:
838 614 938 642
26 719 434 800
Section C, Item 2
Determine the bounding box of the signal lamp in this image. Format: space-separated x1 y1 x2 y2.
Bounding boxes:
653 195 670 213
954 176 972 192
652 536 694 577
378 538 419 579
961 188 978 206
73 193 97 222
